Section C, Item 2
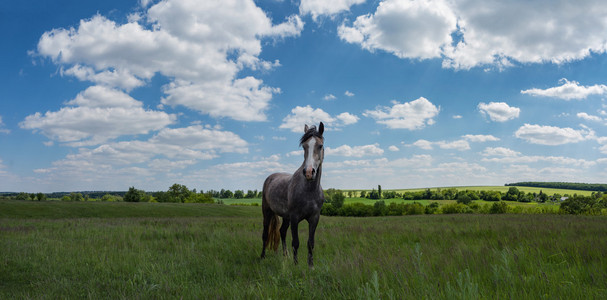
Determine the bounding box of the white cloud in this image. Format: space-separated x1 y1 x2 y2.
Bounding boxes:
413 139 434 150
388 145 399 152
36 0 303 121
363 97 439 130
279 105 358 132
335 112 359 125
521 79 607 100
514 124 591 145
478 102 520 122
412 139 470 151
0 116 9 134
452 115 463 119
481 147 521 157
33 124 249 188
577 112 603 122
323 94 336 101
300 0 366 20
482 154 596 168
345 90 355 97
61 65 144 91
340 1 607 70
65 85 142 108
160 77 280 121
462 134 500 142
327 144 384 157
149 125 248 154
338 0 456 60
20 86 175 145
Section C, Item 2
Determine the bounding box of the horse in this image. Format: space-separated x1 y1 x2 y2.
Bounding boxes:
260 122 325 267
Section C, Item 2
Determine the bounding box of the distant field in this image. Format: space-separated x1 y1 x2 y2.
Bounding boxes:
1 200 606 298
345 186 595 197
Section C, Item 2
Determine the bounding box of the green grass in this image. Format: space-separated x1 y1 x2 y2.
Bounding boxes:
0 200 259 219
1 200 607 298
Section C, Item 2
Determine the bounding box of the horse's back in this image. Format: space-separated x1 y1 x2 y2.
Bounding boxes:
262 173 291 216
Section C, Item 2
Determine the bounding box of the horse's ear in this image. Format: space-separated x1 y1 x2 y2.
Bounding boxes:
304 124 309 133
318 122 324 135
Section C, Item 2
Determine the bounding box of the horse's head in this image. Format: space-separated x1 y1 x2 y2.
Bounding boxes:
300 122 324 181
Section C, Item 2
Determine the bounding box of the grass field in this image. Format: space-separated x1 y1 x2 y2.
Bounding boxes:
1 200 606 299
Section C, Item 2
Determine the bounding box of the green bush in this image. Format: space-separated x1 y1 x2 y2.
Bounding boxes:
425 202 439 214
441 203 472 214
489 201 509 214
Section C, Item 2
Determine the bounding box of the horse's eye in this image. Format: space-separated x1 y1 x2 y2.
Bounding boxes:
318 145 323 150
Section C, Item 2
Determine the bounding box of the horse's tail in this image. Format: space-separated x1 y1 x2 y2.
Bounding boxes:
268 213 281 251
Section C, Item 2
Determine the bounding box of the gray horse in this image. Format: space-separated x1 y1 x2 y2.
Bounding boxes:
260 122 325 267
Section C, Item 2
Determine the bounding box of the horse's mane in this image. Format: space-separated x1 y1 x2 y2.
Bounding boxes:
299 125 323 146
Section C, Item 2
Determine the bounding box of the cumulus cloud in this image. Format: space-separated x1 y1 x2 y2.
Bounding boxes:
577 112 603 122
339 0 607 70
35 0 303 121
323 94 336 101
35 124 248 176
20 86 175 145
339 0 456 60
481 147 521 157
345 90 355 97
514 124 591 145
462 134 500 142
388 145 399 152
364 97 439 130
478 102 520 122
279 105 358 132
327 144 384 157
300 0 367 20
412 139 470 151
521 79 607 100
61 65 145 91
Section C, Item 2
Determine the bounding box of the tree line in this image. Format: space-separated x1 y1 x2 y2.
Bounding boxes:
506 182 607 192
353 186 571 204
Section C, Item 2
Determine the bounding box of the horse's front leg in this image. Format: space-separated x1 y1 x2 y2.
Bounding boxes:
307 214 320 267
290 218 300 264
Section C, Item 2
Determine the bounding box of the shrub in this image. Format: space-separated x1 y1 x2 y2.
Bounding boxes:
489 201 509 214
440 203 468 214
373 200 387 216
339 203 374 217
425 202 439 214
405 202 425 215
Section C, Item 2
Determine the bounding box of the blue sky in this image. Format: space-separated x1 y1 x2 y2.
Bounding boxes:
2 0 607 192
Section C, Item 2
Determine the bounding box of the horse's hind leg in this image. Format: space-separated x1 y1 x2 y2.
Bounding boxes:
279 217 290 256
260 208 273 259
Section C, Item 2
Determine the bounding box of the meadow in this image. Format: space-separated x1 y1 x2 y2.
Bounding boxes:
1 200 606 299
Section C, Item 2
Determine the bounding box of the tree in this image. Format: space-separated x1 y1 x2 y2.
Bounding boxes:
124 187 145 202
378 185 382 199
16 192 29 201
234 190 244 199
503 187 519 201
36 193 47 201
359 190 366 198
220 189 233 198
168 183 192 203
70 192 84 202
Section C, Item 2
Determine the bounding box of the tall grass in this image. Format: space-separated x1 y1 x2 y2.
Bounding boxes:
1 201 606 298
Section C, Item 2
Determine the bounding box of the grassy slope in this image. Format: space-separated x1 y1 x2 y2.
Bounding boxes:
1 200 606 298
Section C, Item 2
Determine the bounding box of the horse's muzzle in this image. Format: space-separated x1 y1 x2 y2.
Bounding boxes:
304 167 316 181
